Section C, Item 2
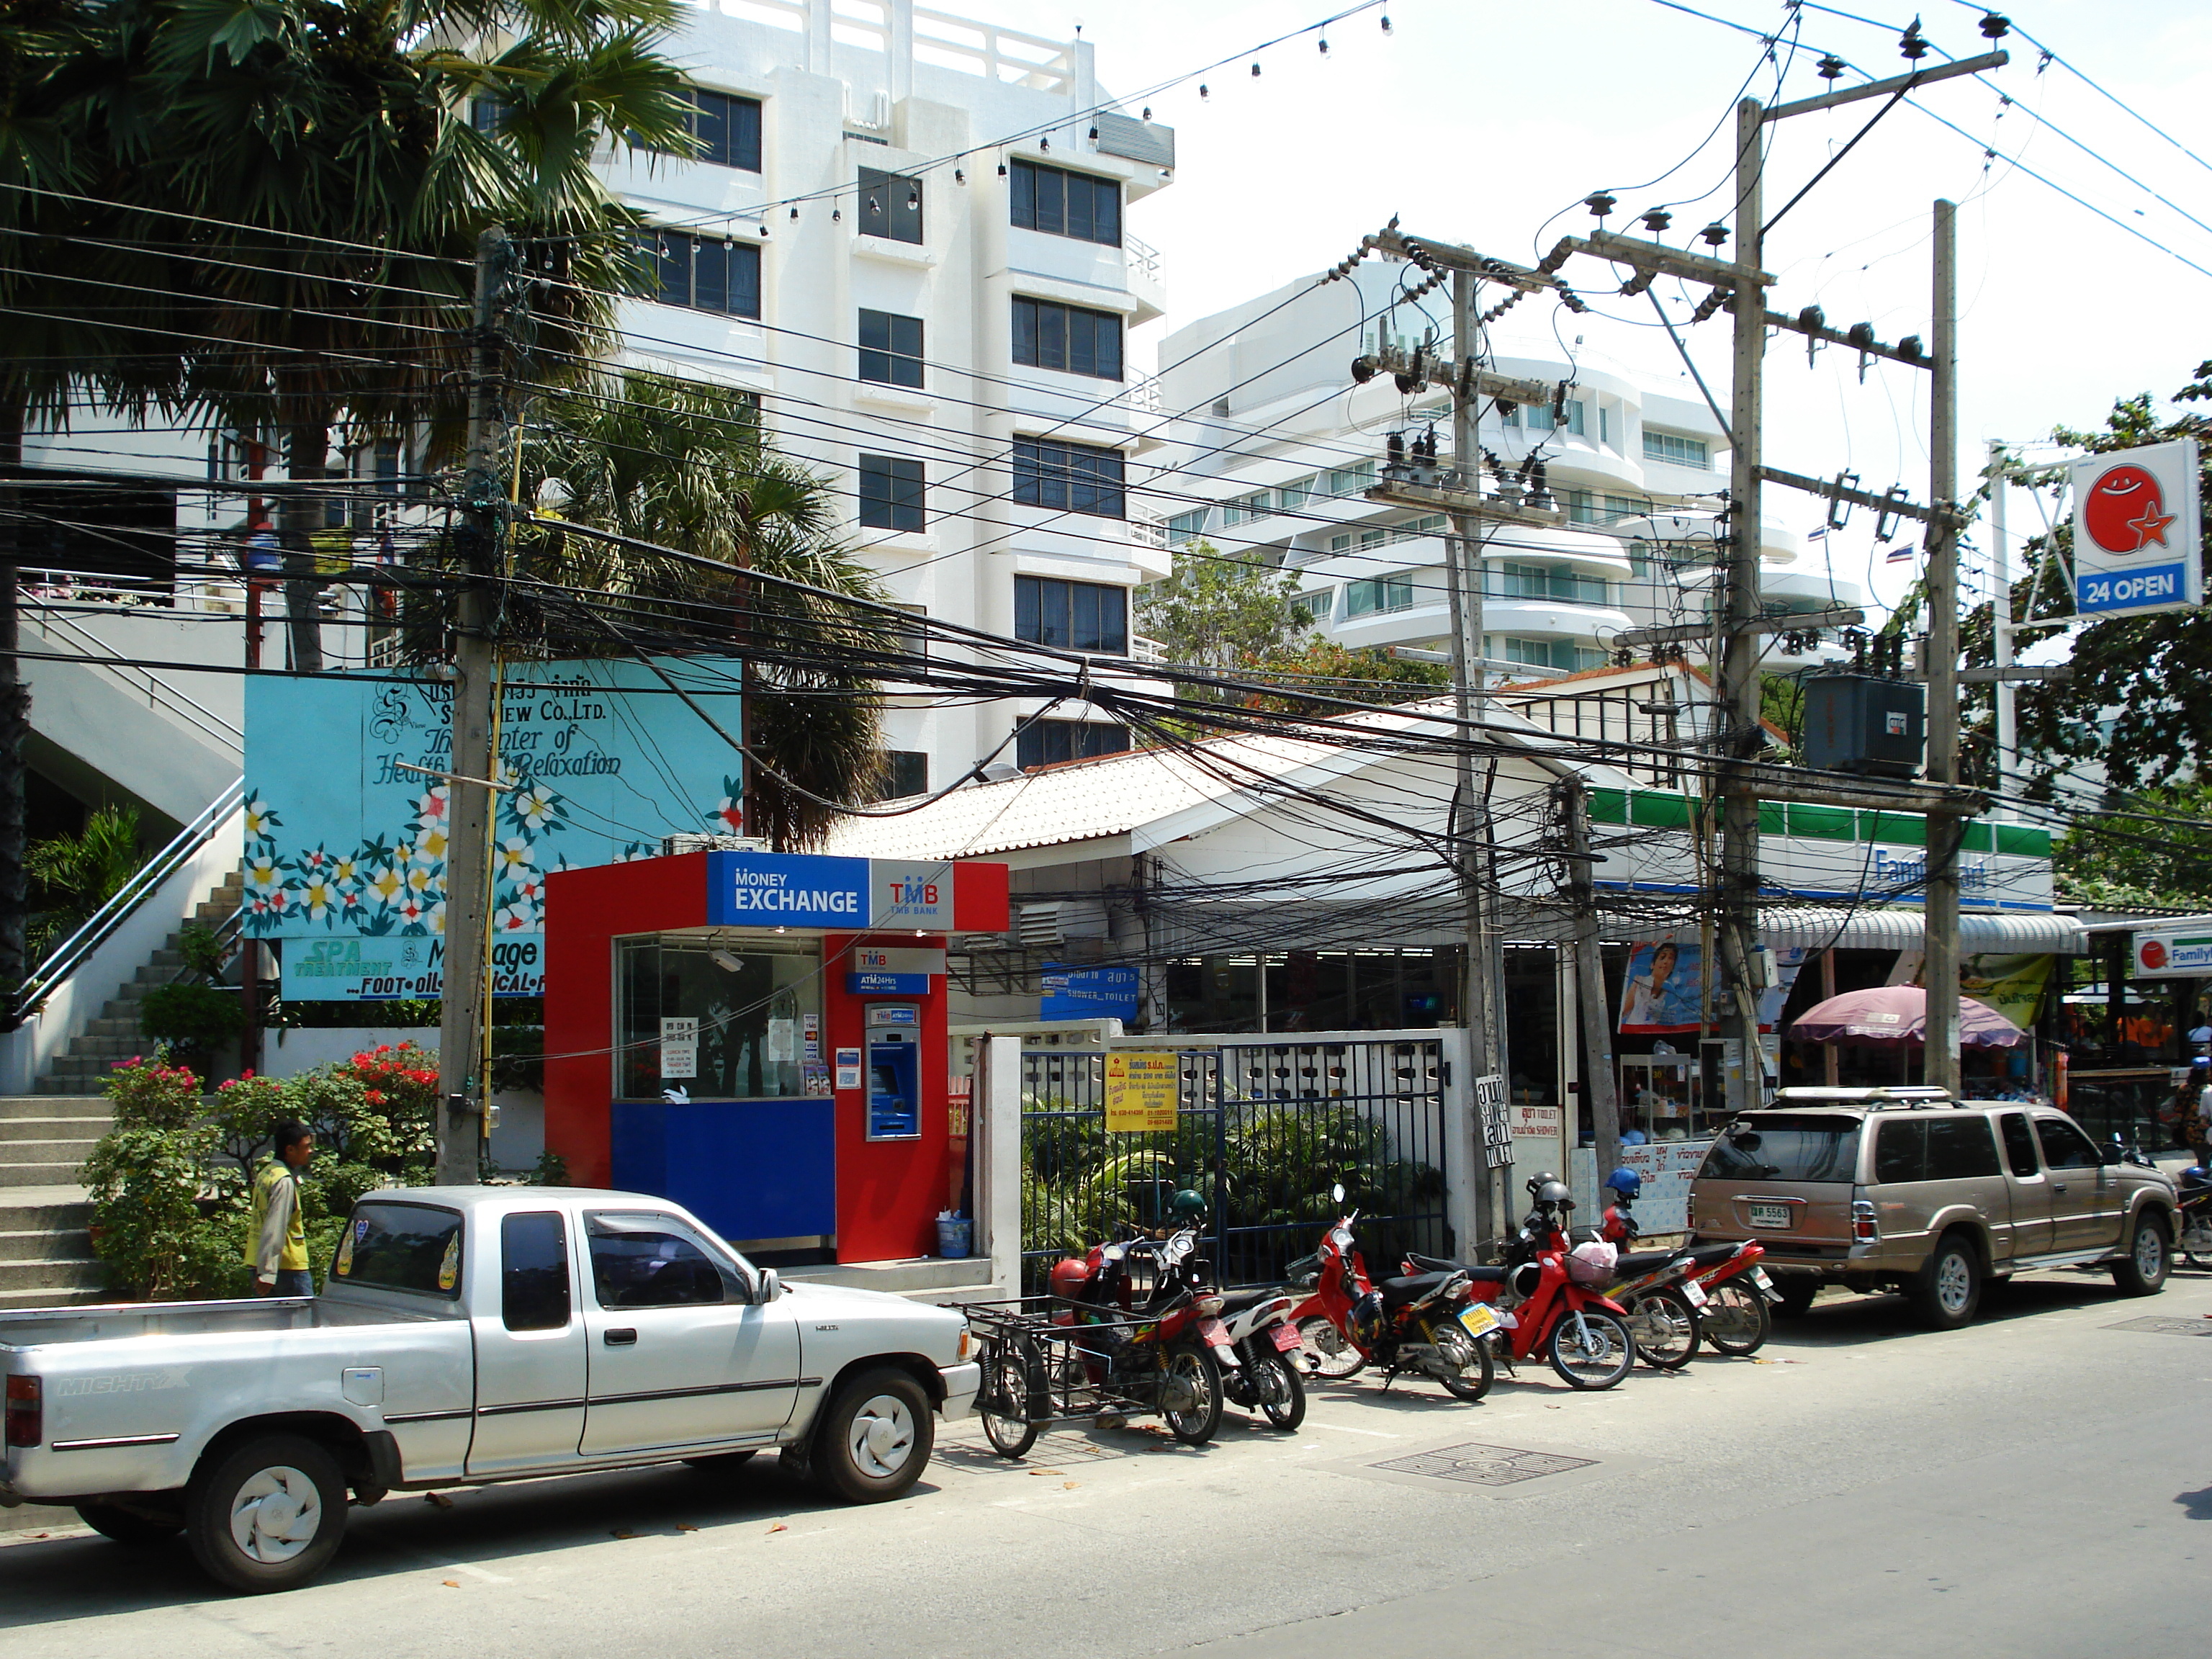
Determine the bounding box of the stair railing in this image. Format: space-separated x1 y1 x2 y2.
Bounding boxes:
15 777 246 1020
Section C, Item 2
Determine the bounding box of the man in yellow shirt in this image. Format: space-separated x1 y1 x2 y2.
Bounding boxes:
248 1120 315 1296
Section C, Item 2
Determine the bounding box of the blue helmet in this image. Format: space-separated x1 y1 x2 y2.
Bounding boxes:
1604 1166 1642 1199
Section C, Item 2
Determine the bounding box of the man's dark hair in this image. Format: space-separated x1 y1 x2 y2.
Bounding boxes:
274 1119 313 1152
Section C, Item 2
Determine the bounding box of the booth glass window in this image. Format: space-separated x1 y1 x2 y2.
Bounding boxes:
616 934 823 1101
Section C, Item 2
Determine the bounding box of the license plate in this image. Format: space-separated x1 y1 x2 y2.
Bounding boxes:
1748 1202 1793 1229
1750 1268 1773 1291
1200 1316 1231 1347
1458 1304 1501 1339
1680 1279 1708 1308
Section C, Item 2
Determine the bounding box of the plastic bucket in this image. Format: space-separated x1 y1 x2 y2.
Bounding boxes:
935 1217 973 1259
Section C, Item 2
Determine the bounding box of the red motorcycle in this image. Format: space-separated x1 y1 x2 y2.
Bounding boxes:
1596 1187 1777 1358
1414 1173 1638 1390
1286 1187 1494 1401
1048 1227 1236 1443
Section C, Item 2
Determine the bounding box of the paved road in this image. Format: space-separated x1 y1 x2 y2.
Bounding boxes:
4 1267 2206 1656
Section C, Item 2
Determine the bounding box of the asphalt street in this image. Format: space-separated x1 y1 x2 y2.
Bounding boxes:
4 1265 2205 1658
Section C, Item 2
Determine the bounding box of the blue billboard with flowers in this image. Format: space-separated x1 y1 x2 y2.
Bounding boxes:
243 658 744 997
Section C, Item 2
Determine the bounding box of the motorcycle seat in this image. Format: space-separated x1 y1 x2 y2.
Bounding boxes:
1404 1251 1506 1283
1613 1249 1681 1277
1683 1242 1743 1271
1217 1287 1280 1317
1377 1271 1455 1308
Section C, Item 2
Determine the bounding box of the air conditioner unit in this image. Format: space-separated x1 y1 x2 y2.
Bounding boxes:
1016 899 1108 949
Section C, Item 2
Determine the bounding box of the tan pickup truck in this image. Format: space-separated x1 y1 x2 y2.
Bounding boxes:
1686 1087 2179 1330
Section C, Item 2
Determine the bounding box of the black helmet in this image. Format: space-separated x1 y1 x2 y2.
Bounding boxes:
1524 1169 1561 1197
1534 1179 1573 1210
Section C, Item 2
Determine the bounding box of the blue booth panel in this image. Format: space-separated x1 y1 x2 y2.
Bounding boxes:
610 1097 837 1245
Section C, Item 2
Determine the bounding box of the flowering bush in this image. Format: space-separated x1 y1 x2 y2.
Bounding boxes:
107 1056 208 1130
84 1061 248 1299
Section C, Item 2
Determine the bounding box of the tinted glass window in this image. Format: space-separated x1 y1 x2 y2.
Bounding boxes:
1926 1117 2000 1180
1012 439 1126 518
501 1211 572 1332
2000 1112 2041 1177
1016 719 1131 770
333 1202 463 1298
859 310 924 388
1699 1117 1861 1182
1010 161 1120 246
1873 1119 1926 1184
860 454 925 531
587 1215 731 1308
1012 297 1123 380
688 89 762 171
1014 575 1127 652
859 166 923 243
650 231 763 318
2035 1117 2101 1171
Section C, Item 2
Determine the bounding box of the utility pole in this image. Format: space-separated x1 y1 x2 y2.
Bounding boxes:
1922 199 1961 1094
0 419 22 1020
436 225 513 1186
1560 776 1622 1178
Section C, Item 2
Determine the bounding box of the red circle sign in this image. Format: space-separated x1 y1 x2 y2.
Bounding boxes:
2083 462 2176 555
2142 939 2170 971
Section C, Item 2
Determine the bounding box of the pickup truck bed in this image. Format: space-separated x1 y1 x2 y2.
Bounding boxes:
1 1186 979 1594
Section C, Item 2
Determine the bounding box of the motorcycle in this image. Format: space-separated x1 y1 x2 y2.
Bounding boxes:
1287 1185 1495 1401
1681 1238 1780 1357
2177 1164 2212 1269
1054 1228 1235 1444
1591 1172 1705 1370
1417 1173 1638 1390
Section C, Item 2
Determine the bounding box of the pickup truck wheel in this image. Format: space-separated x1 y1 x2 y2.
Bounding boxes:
2113 1210 2172 1297
76 1503 182 1547
814 1369 933 1505
1772 1277 1819 1319
1910 1233 1982 1331
186 1433 349 1594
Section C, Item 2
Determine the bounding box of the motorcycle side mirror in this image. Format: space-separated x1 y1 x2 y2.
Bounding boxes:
1331 1182 1346 1204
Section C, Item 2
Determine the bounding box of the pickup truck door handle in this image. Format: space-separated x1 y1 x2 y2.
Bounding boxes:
604 1328 637 1347
2051 1184 2067 1195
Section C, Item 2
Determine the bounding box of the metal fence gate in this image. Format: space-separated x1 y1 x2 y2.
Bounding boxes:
1018 1034 1449 1292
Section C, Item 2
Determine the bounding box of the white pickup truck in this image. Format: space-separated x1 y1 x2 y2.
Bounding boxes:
0 1187 979 1593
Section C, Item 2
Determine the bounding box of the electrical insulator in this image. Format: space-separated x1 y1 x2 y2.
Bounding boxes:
1817 53 1845 78
1979 11 2010 37
1349 356 1377 385
1386 432 1406 466
1641 210 1672 233
1584 192 1617 218
1899 20 1929 59
1798 304 1825 331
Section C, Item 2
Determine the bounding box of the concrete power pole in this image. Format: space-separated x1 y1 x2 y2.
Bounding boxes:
1560 776 1622 1178
1922 199 1962 1094
435 225 514 1186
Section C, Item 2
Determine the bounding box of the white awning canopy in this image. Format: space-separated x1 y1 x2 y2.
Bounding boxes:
1758 909 2087 954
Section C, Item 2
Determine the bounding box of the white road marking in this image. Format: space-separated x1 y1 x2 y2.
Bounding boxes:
1299 1421 1402 1438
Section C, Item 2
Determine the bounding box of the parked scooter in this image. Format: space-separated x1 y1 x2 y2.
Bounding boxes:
1053 1227 1235 1444
1591 1168 1705 1370
1287 1185 1495 1401
2177 1165 2212 1269
1680 1239 1781 1356
1413 1173 1640 1390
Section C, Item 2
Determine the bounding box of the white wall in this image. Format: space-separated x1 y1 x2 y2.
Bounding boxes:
256 1026 546 1172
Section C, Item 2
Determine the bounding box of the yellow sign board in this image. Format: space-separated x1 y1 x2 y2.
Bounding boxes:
1105 1052 1179 1133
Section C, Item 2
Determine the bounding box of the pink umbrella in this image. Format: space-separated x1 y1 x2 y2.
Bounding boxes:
1790 984 2028 1048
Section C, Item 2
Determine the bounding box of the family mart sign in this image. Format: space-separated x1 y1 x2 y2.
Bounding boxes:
2134 927 2212 977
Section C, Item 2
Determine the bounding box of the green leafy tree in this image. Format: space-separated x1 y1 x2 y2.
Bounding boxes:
1244 637 1449 712
2051 779 2212 910
1138 544 1313 703
25 804 142 960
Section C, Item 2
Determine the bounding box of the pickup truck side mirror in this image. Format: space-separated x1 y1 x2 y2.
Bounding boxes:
2096 1141 2121 1166
755 1268 782 1303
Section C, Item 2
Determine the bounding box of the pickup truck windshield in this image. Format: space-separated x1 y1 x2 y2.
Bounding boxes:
333 1201 464 1298
1700 1117 1861 1183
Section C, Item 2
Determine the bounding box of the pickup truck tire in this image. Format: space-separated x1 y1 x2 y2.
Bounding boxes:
2113 1210 2172 1297
186 1433 349 1594
76 1503 182 1547
813 1368 933 1504
1909 1233 1982 1331
1772 1277 1820 1319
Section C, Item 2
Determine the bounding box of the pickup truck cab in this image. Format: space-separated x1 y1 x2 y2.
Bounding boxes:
1687 1087 2179 1329
0 1187 979 1593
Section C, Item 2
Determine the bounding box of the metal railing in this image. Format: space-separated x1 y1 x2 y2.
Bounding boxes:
26 610 244 757
14 776 245 1017
1124 232 1164 284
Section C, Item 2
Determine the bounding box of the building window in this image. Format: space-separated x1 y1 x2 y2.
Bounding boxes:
651 231 763 318
1015 575 1127 653
680 89 763 171
1166 510 1208 544
1501 637 1605 671
1017 719 1130 770
1277 476 1315 511
1390 513 1447 544
1344 572 1417 617
1563 401 1586 436
1644 429 1709 469
1012 439 1125 518
859 455 925 531
890 603 927 662
859 166 923 243
872 750 929 801
1297 588 1334 622
1222 491 1269 527
1012 297 1123 381
1599 405 1612 446
859 309 924 389
1328 533 1352 553
1563 489 1597 525
1487 563 1610 605
1498 403 1521 427
1324 460 1375 497
1009 160 1121 246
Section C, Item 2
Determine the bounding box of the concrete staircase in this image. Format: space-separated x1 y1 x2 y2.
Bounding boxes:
0 1094 113 1309
36 869 245 1096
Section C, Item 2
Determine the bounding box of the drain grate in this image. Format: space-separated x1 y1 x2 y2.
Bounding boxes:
2107 1316 2212 1338
1370 1442 1598 1487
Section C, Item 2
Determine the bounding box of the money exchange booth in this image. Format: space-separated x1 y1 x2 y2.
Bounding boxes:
543 848 1009 1262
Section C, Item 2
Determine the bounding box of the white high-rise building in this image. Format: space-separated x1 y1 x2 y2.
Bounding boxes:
1155 264 1864 678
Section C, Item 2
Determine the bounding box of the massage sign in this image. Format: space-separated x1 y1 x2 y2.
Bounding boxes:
2068 438 2203 618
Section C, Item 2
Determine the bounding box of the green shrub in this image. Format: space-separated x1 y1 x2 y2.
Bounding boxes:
107 1056 207 1130
81 1120 246 1300
139 981 244 1061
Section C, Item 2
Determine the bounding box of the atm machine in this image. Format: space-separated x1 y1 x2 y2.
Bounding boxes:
864 1003 922 1139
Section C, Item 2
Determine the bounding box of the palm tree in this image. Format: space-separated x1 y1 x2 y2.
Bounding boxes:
507 369 891 850
120 0 697 670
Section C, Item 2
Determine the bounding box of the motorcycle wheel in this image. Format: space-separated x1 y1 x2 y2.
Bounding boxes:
1432 1318 1495 1402
1161 1344 1225 1446
1247 1348 1307 1431
1547 1308 1635 1390
1627 1288 1700 1370
1700 1280 1771 1356
977 1341 1040 1460
1295 1315 1365 1380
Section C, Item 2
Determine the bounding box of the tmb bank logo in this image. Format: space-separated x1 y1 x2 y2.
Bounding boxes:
1871 849 1990 891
